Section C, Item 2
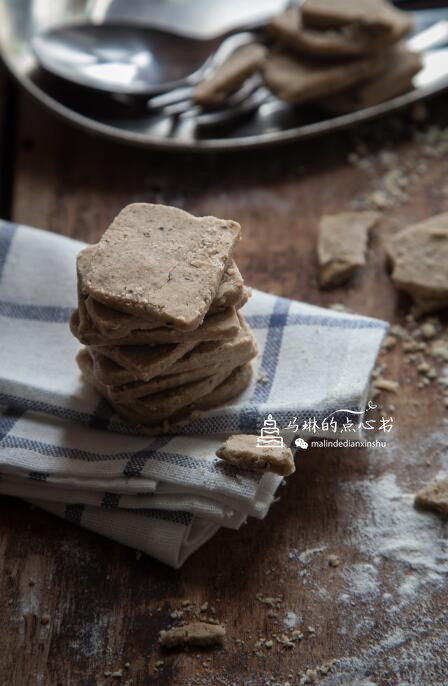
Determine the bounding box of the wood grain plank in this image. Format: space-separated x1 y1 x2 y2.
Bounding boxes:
0 64 18 219
1 88 447 685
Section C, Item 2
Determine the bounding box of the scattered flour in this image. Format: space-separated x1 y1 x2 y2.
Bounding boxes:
341 564 379 599
283 610 302 630
438 366 448 389
286 425 448 684
342 473 448 576
289 546 327 564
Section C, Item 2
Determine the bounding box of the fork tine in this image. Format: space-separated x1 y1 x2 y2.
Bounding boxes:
183 87 272 127
157 73 262 119
163 99 197 117
147 86 194 111
197 91 272 127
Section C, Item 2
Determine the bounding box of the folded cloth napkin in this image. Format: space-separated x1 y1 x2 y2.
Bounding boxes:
0 221 388 567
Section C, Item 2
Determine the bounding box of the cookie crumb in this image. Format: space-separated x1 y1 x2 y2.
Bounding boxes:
216 433 295 476
327 554 340 567
373 377 399 393
415 478 448 517
159 622 225 648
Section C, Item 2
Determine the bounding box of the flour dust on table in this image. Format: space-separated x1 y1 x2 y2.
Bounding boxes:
286 426 448 684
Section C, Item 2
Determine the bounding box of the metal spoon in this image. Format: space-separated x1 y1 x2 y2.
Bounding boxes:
32 23 243 96
30 0 291 96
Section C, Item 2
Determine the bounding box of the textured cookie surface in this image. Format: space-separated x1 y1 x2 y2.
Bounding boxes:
318 211 379 287
415 479 448 518
161 317 257 374
302 0 412 38
87 316 257 385
81 255 246 337
79 350 252 433
322 46 421 112
113 366 238 424
386 213 448 312
82 203 240 330
263 50 385 103
268 7 388 57
71 307 240 346
216 434 295 476
194 43 267 106
94 339 198 382
159 622 225 648
108 361 237 402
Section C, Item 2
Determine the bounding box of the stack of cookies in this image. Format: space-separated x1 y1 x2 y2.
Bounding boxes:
192 0 421 114
71 203 257 433
265 0 421 111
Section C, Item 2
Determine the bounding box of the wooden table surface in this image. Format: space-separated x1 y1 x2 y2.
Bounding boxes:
1 68 448 686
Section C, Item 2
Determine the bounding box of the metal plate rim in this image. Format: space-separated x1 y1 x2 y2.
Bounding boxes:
1 3 448 152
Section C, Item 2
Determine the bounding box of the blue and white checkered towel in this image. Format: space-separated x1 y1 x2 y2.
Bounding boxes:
0 221 387 567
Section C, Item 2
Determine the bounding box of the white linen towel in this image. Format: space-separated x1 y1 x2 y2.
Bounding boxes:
0 221 387 567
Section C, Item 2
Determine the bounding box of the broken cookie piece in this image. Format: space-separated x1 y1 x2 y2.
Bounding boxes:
386 213 448 315
373 377 399 393
317 211 380 288
159 622 226 648
216 434 295 476
415 478 448 518
193 43 267 106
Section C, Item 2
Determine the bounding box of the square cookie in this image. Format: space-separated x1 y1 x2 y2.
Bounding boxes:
81 203 241 330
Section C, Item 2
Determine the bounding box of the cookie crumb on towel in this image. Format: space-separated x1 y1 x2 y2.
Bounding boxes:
216 434 295 476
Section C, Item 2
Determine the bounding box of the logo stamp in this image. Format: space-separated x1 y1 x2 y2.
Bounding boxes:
257 414 284 449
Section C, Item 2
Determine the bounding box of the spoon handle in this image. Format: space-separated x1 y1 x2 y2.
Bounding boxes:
147 31 261 111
